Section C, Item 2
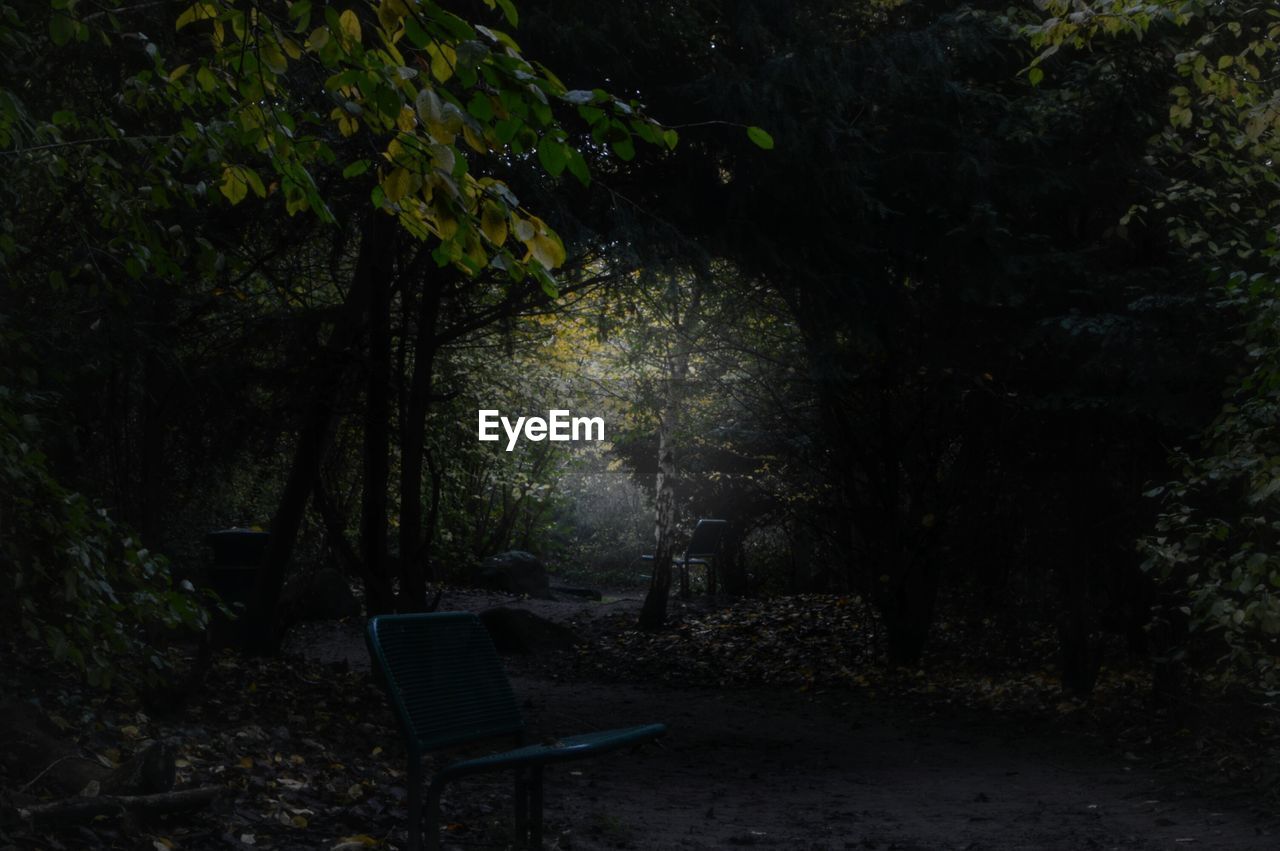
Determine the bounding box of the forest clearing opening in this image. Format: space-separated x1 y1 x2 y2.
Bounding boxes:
478 409 605 451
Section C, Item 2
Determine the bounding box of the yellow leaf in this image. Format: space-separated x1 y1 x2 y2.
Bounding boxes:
261 42 287 74
175 2 218 31
339 9 361 44
462 229 488 271
307 27 330 51
285 188 310 215
220 166 247 204
480 202 508 246
426 42 455 83
526 230 565 269
239 756 254 769
396 106 416 132
281 37 302 59
168 64 190 82
384 167 412 203
462 122 489 153
432 205 459 240
292 815 309 828
376 0 409 33
331 836 381 850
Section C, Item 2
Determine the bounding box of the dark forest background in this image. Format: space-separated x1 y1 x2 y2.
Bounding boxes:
3 0 1279 721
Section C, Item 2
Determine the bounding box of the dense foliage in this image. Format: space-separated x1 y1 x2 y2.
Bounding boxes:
3 0 1278 700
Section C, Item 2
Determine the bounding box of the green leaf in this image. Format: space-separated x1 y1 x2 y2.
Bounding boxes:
1028 67 1044 87
566 148 590 186
533 265 559 298
243 167 267 198
495 0 518 27
537 135 568 177
342 159 371 178
611 136 635 161
49 13 74 46
467 91 493 122
746 126 774 150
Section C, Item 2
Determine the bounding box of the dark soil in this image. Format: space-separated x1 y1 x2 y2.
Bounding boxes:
5 590 1278 850
281 591 1280 850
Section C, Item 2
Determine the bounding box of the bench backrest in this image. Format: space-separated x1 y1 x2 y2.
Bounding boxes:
685 518 728 558
366 612 525 757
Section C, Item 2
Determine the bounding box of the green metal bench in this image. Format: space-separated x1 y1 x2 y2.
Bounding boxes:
366 612 666 851
641 517 729 597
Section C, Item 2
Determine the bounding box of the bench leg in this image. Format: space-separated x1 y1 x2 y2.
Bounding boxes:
407 765 424 851
514 769 529 847
424 780 445 851
529 765 544 849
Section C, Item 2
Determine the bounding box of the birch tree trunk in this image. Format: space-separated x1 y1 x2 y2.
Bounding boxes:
638 287 700 630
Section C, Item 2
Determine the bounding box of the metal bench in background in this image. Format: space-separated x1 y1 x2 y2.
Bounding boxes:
641 517 729 598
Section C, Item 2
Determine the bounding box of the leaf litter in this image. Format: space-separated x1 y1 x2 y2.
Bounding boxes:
3 592 1280 849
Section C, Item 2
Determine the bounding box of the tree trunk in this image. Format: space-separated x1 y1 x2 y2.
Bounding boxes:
396 268 443 611
360 214 396 616
884 557 939 667
247 213 391 650
638 406 678 630
638 287 701 630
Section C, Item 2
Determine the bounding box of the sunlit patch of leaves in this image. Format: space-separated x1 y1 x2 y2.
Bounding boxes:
573 595 882 691
564 595 1161 721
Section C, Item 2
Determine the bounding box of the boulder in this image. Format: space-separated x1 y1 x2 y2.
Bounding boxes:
477 550 551 599
479 607 578 654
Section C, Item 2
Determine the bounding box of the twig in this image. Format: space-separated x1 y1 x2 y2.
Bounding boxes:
19 785 220 824
19 755 99 794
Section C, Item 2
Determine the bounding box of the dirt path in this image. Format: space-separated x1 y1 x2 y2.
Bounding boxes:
511 676 1274 850
284 593 1279 850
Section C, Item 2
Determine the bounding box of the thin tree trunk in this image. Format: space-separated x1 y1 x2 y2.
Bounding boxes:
397 272 441 611
361 215 396 616
638 403 678 630
638 287 701 630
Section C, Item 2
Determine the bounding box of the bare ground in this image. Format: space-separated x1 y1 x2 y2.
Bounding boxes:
283 591 1280 851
